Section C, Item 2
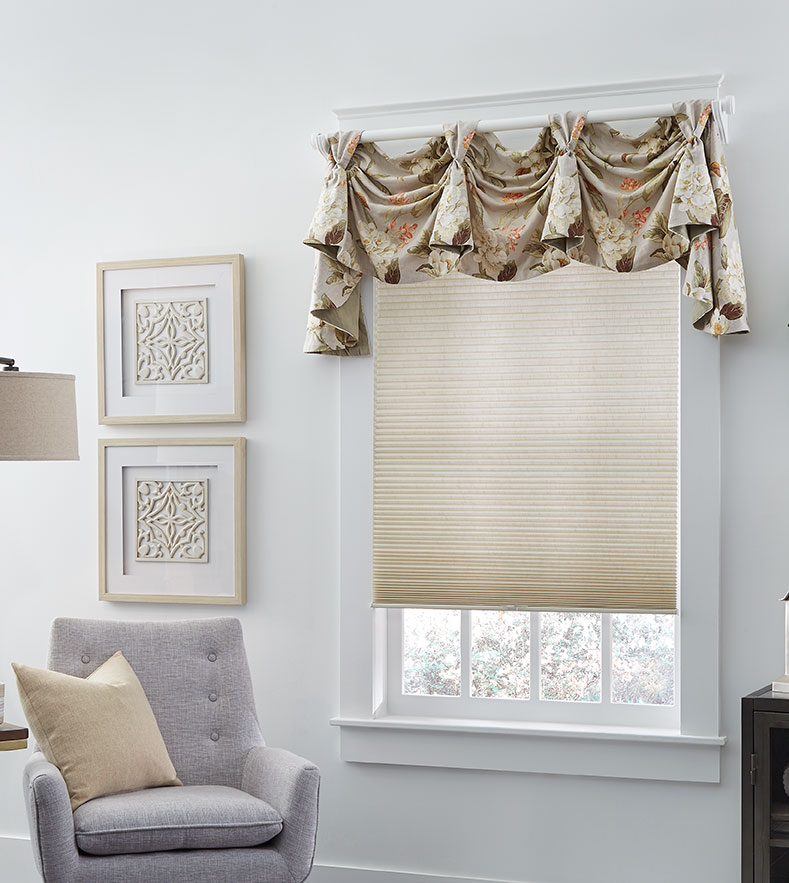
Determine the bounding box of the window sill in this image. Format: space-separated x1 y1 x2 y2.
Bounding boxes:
330 716 725 783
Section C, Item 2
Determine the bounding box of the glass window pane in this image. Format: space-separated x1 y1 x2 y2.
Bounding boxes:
540 612 601 702
471 611 530 699
402 609 461 696
611 613 675 705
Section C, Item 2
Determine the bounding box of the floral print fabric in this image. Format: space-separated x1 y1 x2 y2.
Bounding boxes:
304 100 747 355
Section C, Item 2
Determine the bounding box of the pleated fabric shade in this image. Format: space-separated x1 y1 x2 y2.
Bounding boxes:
372 264 679 613
0 372 79 461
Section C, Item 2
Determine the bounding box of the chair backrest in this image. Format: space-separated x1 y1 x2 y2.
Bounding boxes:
48 617 264 788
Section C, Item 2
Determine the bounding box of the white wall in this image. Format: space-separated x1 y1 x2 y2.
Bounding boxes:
0 1 782 880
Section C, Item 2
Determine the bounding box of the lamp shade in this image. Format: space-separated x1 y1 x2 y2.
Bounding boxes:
0 372 79 460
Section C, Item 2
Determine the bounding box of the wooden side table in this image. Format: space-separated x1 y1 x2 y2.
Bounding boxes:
0 721 28 751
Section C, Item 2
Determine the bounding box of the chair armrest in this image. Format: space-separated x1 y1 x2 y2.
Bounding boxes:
242 746 320 883
23 752 78 883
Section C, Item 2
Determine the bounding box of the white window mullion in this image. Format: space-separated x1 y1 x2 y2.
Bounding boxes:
531 611 541 703
461 610 471 699
601 613 612 709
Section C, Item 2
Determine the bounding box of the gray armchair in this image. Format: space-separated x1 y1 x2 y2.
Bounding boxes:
22 617 320 883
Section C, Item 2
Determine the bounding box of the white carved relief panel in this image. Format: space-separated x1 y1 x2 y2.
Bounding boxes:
135 299 208 384
136 479 208 563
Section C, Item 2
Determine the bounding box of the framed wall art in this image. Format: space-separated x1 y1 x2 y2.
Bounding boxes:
97 255 245 424
99 438 246 605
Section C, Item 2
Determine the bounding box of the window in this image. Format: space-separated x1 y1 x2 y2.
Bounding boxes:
334 263 723 781
390 609 677 728
374 263 679 729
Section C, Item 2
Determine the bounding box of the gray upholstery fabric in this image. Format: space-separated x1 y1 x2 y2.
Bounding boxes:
76 845 292 883
47 617 264 788
24 753 79 883
23 617 320 883
242 747 320 883
74 785 283 856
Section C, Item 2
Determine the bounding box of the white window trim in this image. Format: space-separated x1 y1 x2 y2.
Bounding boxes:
334 279 724 783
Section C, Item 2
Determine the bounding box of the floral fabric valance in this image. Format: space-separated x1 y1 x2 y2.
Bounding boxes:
304 99 747 356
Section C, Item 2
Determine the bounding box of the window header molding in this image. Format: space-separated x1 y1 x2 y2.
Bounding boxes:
331 74 729 127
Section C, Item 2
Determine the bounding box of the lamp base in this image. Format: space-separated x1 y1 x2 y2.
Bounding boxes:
773 675 789 694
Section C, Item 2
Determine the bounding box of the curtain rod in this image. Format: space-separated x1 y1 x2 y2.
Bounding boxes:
311 95 735 148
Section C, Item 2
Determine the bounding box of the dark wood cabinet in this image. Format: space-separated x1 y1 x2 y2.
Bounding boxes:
743 687 789 881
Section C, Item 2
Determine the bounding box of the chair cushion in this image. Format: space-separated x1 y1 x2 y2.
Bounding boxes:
73 785 283 856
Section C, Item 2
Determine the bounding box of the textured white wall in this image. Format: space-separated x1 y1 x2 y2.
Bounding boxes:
0 1 782 881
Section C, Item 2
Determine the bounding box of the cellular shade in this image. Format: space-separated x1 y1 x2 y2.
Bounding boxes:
0 372 79 461
372 264 679 613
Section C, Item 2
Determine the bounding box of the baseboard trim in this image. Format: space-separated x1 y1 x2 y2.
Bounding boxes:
0 834 530 883
312 866 524 883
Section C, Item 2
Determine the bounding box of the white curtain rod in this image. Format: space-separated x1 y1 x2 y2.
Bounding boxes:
312 95 735 148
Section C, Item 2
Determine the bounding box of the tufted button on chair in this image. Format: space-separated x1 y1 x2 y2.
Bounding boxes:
22 617 320 883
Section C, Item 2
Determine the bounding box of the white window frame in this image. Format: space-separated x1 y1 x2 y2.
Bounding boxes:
332 280 724 783
389 609 680 730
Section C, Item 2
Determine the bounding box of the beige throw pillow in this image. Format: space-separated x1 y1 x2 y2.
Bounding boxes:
13 651 181 810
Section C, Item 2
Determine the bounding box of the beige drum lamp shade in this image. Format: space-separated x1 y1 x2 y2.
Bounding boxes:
0 370 79 461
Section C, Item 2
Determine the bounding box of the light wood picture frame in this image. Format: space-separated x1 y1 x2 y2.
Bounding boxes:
99 438 246 605
97 255 246 424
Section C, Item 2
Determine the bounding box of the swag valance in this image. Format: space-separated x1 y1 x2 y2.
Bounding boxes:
304 99 747 356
